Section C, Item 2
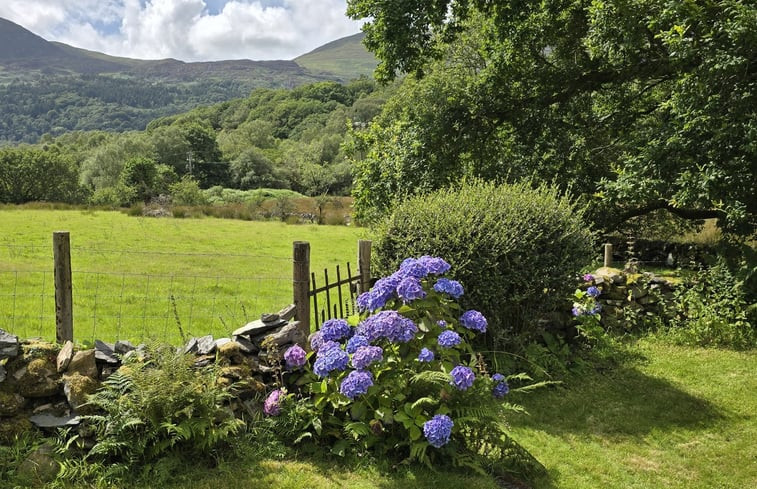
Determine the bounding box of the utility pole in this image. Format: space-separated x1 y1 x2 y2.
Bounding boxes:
186 151 194 176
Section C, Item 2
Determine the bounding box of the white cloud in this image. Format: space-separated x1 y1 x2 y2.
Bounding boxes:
0 0 363 61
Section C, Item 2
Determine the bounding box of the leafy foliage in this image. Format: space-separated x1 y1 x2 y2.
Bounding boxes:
347 0 756 235
372 180 595 350
0 147 83 203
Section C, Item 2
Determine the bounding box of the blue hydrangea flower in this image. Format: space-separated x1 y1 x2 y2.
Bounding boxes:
345 335 370 354
418 256 451 275
397 276 426 302
313 347 349 377
351 345 383 370
399 258 429 279
316 340 341 357
433 278 464 299
437 319 448 328
571 304 584 317
491 373 509 398
423 414 454 448
586 286 601 298
418 348 434 362
437 330 461 348
283 344 306 369
449 365 475 390
339 370 374 400
356 273 402 311
460 310 487 333
357 311 418 343
320 318 353 342
590 303 602 314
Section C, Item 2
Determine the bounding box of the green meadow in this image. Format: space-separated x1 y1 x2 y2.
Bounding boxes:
0 208 366 344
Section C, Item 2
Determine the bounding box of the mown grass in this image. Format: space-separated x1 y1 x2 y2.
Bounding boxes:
0 208 366 344
508 338 757 489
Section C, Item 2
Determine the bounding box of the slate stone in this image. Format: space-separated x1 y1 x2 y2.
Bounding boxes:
277 304 297 321
0 328 19 359
260 313 280 323
193 355 215 368
56 341 74 373
231 335 258 354
67 350 98 379
215 337 232 349
232 318 287 338
196 335 216 355
94 340 118 364
17 445 60 484
63 373 99 413
0 365 5 383
254 322 304 348
0 392 26 416
114 340 136 355
29 413 80 428
183 337 199 354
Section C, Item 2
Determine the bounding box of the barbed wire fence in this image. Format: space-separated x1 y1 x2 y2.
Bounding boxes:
0 240 292 345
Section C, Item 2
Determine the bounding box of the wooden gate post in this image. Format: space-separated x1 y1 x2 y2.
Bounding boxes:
53 231 73 343
358 240 372 295
293 241 310 340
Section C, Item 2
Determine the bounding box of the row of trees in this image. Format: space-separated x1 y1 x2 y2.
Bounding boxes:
0 79 393 206
346 0 756 237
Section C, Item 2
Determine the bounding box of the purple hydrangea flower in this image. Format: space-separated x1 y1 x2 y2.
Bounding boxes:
423 414 454 448
590 303 602 314
583 273 594 282
587 286 601 298
433 278 464 299
418 348 434 362
357 311 418 343
572 304 584 317
356 273 402 312
449 365 475 390
263 389 284 416
283 344 306 369
399 258 429 279
351 345 383 370
316 340 341 357
321 318 353 342
418 256 451 275
309 331 324 352
397 276 427 302
491 373 509 398
345 335 370 354
437 320 448 328
460 310 487 333
339 370 374 399
313 347 349 377
438 330 461 348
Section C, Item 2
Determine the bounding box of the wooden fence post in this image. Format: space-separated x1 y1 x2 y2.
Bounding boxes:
604 243 613 268
293 241 310 340
53 231 73 343
358 240 372 295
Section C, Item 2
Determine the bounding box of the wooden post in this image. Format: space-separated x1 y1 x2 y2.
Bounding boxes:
293 241 310 340
53 231 73 343
603 243 613 268
358 240 372 294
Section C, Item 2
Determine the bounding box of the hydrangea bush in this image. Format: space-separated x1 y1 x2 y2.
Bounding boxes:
269 257 545 474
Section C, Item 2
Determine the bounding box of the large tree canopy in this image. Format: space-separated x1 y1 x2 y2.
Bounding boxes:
347 0 756 235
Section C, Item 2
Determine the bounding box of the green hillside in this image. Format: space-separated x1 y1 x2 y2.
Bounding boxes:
295 33 377 81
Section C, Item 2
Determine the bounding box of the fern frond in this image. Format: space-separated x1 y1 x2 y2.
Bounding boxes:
410 370 450 386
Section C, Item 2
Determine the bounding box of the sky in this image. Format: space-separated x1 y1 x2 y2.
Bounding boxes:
0 0 364 61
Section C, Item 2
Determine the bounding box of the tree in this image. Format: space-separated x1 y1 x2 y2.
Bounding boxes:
347 0 756 235
0 147 82 203
120 156 158 203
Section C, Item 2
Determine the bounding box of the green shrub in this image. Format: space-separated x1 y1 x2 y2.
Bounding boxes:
88 183 136 208
668 260 756 349
69 346 243 467
373 180 595 350
169 177 208 206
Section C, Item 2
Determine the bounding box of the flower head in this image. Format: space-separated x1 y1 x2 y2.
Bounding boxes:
345 334 370 354
460 310 487 333
339 370 374 400
357 311 418 343
423 414 454 448
586 286 601 298
418 348 435 362
316 340 341 357
399 258 429 279
418 256 451 275
313 347 349 377
283 344 306 369
309 331 324 352
356 273 402 312
583 273 594 282
351 345 384 370
321 318 353 342
397 276 427 302
263 389 284 416
433 278 464 299
449 365 475 390
437 330 461 348
491 373 509 398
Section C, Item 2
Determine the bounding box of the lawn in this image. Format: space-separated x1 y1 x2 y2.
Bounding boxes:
0 208 366 344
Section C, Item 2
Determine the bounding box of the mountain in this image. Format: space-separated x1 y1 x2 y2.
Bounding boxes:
295 32 377 80
0 18 375 144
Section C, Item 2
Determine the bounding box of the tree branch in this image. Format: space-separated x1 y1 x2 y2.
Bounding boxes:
620 200 726 222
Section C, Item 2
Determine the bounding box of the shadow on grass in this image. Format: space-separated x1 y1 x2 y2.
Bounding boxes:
509 365 723 438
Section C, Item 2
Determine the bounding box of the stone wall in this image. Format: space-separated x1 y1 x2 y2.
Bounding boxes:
0 305 304 443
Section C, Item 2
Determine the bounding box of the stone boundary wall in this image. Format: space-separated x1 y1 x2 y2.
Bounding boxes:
0 305 302 443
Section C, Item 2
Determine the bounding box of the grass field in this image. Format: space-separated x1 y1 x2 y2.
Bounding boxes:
0 208 366 344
